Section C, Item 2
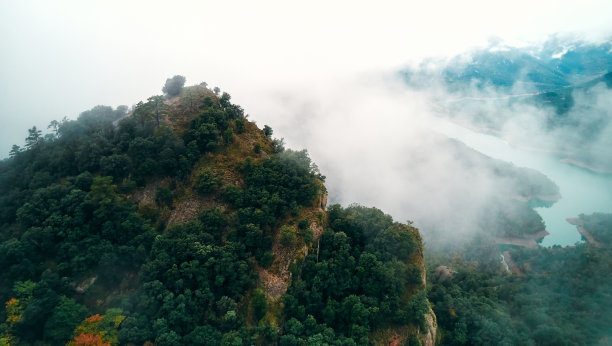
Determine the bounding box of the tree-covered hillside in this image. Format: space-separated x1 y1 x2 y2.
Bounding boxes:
0 79 431 345
427 228 612 345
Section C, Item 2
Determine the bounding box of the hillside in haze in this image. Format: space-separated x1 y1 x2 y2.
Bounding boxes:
0 79 434 345
426 231 612 345
403 38 612 173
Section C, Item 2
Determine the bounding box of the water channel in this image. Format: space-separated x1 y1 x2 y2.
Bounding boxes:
433 120 612 246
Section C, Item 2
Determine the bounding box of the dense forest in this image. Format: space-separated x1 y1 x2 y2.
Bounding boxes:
0 78 431 345
426 228 612 345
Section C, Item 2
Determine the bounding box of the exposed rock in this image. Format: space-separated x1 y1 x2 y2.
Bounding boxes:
73 276 98 294
259 207 326 301
167 196 219 228
382 307 438 346
567 217 603 248
502 251 523 276
419 308 438 346
310 219 324 242
388 333 401 346
131 180 162 205
493 230 549 248
434 265 455 282
257 268 289 301
320 193 328 210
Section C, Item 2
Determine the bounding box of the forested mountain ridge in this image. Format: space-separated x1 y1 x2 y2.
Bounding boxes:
0 79 434 345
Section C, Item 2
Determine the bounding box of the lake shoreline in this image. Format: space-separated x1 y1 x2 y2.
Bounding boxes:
560 159 612 175
494 230 550 249
566 217 602 248
438 115 612 175
512 193 561 203
436 116 612 247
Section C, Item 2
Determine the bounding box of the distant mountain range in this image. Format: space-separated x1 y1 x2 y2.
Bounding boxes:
429 39 612 94
402 38 612 173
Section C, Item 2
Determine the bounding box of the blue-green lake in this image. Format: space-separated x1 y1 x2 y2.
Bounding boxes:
434 120 612 246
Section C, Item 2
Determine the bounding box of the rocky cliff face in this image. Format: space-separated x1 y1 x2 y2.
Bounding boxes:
420 307 438 346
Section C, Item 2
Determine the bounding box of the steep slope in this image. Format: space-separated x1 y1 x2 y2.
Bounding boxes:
0 81 433 345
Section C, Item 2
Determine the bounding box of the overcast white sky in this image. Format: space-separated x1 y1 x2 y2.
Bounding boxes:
1 0 611 158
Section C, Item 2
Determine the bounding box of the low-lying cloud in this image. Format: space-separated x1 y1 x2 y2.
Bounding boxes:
230 37 612 246
236 71 553 245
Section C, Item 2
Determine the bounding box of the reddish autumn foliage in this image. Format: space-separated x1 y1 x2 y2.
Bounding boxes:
85 314 103 323
5 297 18 307
73 333 110 346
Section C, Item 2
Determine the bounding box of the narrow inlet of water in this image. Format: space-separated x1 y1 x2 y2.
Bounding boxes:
433 119 612 246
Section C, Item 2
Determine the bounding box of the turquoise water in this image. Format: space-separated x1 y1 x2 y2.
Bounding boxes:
433 120 612 246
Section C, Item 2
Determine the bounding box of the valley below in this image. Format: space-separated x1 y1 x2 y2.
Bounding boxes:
432 117 612 247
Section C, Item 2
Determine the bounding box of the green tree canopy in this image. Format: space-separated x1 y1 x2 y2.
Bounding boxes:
162 75 186 97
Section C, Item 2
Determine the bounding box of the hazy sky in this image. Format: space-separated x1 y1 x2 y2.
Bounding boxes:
1 0 611 158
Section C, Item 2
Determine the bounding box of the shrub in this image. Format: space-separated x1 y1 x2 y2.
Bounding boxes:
155 186 172 207
298 218 309 230
195 169 220 194
162 75 186 97
251 289 267 321
303 228 313 245
280 225 295 246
